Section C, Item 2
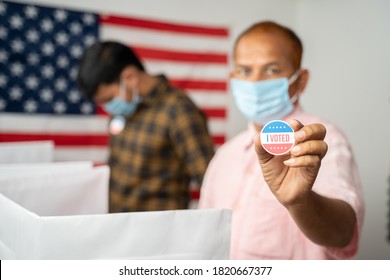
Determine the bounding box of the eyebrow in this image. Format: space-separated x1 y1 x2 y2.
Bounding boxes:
263 62 281 68
235 61 281 68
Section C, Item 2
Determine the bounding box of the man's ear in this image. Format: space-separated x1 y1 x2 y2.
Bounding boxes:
228 69 236 79
296 69 309 94
121 66 140 88
121 66 138 80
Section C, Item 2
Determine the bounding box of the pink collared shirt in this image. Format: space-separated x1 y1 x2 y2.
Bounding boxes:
199 106 364 259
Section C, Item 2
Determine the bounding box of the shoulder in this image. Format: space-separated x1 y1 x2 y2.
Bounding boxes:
213 129 251 159
164 85 206 119
166 86 197 106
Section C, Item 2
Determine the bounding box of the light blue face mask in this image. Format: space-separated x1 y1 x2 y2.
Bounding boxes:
231 70 301 125
103 79 141 117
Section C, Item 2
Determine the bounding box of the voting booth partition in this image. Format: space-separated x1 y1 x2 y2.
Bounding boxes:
0 141 231 260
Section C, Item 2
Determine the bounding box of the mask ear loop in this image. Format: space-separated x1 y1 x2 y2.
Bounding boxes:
107 78 127 135
119 79 127 100
288 69 302 103
288 69 302 85
289 92 299 103
131 86 139 102
120 79 140 103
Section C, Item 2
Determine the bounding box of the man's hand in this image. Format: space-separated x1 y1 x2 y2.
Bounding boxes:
255 119 328 207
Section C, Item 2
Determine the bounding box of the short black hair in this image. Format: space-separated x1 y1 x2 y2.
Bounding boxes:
76 41 145 99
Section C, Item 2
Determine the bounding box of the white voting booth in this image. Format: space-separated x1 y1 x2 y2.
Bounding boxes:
0 163 109 216
0 142 231 259
0 194 231 260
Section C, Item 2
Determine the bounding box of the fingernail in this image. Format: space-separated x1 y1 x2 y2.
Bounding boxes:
295 131 305 139
284 158 295 165
291 145 300 154
288 119 297 126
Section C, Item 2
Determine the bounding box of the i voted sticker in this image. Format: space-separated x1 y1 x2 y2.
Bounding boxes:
260 120 295 156
108 115 126 135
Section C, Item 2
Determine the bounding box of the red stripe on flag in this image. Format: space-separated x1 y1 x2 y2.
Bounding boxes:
0 134 108 146
99 15 229 37
97 106 227 119
133 46 227 64
0 133 225 146
212 135 225 145
96 105 108 116
190 189 200 200
202 108 226 118
170 79 227 91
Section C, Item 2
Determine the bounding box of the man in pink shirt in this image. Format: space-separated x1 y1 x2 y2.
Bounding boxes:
198 21 364 259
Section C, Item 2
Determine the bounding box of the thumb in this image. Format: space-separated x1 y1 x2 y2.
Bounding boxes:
254 133 273 164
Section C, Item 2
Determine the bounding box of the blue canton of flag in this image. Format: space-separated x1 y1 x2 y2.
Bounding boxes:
0 1 98 115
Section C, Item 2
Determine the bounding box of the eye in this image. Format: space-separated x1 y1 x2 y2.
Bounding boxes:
236 66 252 77
264 67 281 76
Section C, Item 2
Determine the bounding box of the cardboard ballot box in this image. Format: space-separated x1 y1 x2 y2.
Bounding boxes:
0 163 231 259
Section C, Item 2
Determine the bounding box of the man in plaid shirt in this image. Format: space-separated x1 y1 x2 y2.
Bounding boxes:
77 41 215 212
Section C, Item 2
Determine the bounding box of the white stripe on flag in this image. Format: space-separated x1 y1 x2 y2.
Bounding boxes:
1 114 108 134
1 113 225 142
187 90 228 108
100 24 230 53
208 119 227 135
144 61 228 80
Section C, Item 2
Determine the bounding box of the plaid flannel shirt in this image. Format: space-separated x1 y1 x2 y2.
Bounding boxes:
108 76 215 212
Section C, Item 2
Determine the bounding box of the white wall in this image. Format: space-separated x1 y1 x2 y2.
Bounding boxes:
13 0 390 259
296 0 390 259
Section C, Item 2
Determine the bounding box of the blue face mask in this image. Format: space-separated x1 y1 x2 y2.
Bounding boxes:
103 79 141 117
231 70 301 125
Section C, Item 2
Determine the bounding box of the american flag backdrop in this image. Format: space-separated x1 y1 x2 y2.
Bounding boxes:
0 1 230 165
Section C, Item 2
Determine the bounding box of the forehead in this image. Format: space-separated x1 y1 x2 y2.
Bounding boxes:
234 32 294 67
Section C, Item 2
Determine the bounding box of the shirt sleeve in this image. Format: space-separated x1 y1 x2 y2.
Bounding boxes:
169 93 215 187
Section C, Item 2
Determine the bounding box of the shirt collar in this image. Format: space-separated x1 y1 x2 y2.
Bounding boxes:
141 75 170 107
